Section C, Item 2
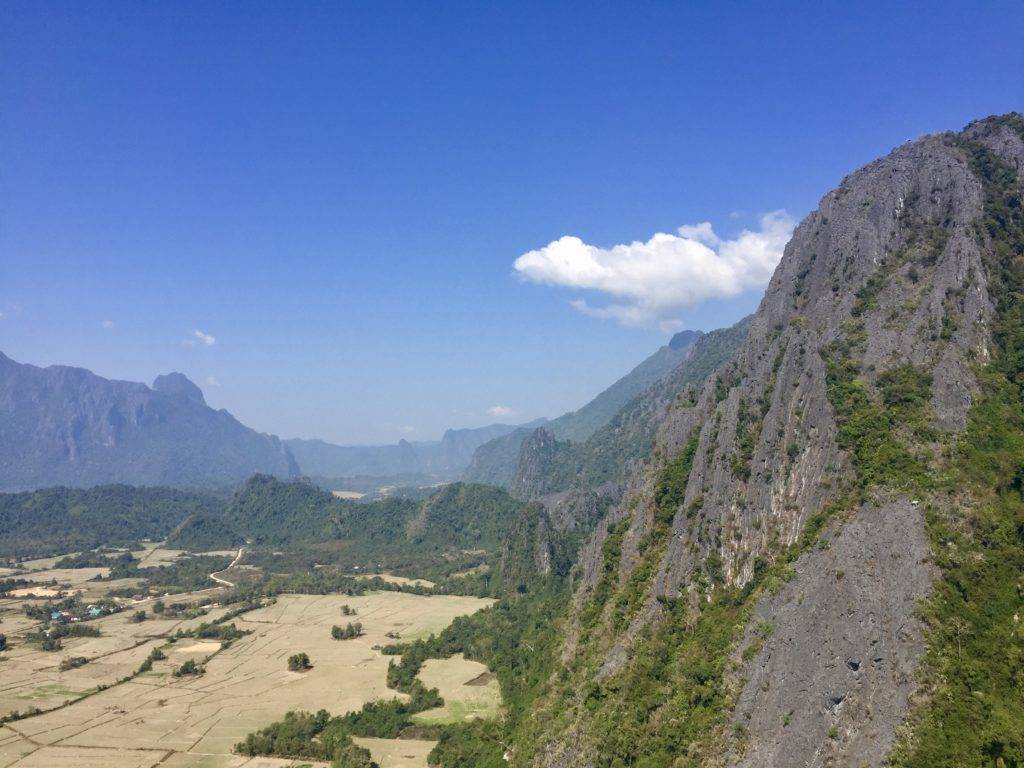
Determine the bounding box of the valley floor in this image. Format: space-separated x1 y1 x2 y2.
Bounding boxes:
0 551 499 768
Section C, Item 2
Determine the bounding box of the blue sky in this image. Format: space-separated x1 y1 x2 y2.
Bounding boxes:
2 2 1021 444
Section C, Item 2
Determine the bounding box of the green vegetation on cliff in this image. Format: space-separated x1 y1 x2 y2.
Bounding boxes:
889 119 1024 768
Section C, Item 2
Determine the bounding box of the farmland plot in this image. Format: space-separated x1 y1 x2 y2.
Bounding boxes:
1 592 493 767
412 654 502 724
0 598 234 718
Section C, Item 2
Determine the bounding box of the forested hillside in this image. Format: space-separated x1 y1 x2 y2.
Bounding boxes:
163 475 530 579
544 329 702 443
509 319 750 500
0 484 227 559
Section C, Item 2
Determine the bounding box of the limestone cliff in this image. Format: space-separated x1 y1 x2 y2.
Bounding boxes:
522 114 1024 768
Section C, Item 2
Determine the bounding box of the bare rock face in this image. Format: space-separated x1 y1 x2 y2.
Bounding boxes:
510 427 570 500
733 498 935 768
534 483 619 533
662 126 990 592
533 115 1024 767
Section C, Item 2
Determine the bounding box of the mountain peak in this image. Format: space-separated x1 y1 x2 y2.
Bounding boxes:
152 372 205 405
668 329 702 350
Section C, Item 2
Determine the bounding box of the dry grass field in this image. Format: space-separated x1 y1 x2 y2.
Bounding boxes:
1 560 146 602
352 736 436 768
355 573 435 589
331 490 365 500
133 546 189 569
0 732 327 768
0 595 233 718
130 545 237 570
12 555 67 573
412 654 502 724
0 591 496 767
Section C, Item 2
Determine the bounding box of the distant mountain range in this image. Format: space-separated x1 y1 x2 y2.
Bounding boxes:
0 329 701 492
282 331 704 485
284 419 546 482
0 352 298 491
463 328 705 486
547 329 702 442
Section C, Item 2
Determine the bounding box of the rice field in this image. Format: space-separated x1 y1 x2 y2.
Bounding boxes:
0 588 498 768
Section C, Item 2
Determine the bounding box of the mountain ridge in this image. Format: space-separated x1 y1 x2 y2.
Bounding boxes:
463 328 707 486
0 353 298 491
513 113 1024 768
283 419 548 481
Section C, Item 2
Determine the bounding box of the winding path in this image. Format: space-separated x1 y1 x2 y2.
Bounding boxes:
208 547 244 588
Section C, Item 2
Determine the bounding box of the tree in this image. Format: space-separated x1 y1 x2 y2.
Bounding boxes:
331 622 363 640
173 659 204 677
287 652 312 671
131 610 147 623
0 634 6 651
152 600 165 614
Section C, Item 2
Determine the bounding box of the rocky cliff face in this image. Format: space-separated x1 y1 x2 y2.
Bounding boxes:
509 428 571 500
520 115 1024 768
0 354 298 490
506 320 749 502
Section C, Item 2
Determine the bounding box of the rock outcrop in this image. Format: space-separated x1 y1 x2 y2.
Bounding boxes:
525 114 1024 768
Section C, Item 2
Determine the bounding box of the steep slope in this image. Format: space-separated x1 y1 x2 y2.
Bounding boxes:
546 329 702 443
463 425 539 487
0 354 298 491
464 329 712 487
509 320 749 500
511 114 1024 768
432 421 546 472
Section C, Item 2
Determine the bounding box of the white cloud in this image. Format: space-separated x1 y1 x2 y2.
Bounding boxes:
193 329 216 346
488 405 516 418
0 311 5 320
101 319 115 329
397 425 416 434
205 376 220 387
513 210 794 329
